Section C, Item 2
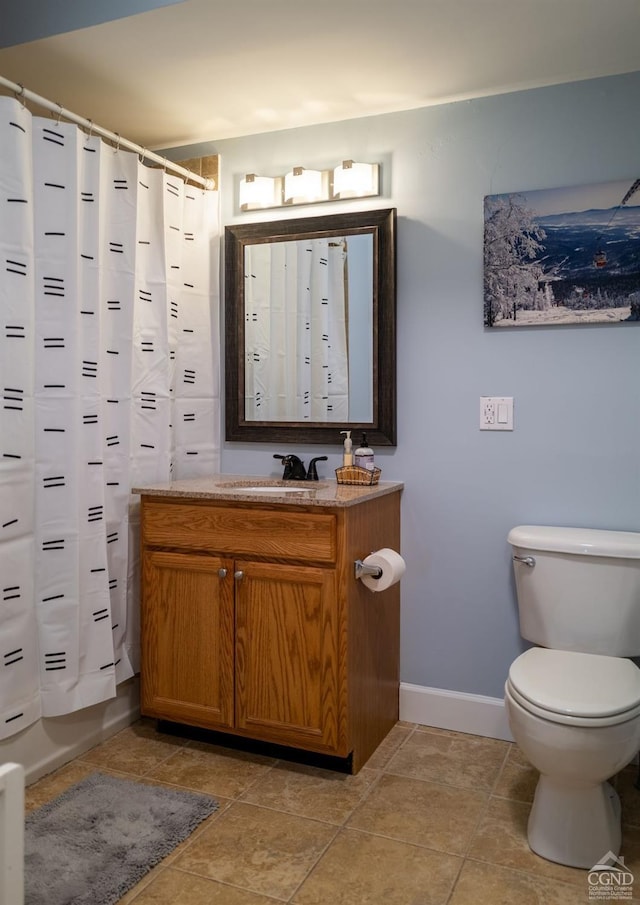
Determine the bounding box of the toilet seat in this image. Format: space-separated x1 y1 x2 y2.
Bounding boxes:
507 648 640 728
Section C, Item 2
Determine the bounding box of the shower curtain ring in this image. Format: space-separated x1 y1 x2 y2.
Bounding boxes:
15 83 26 107
55 103 63 124
114 133 121 152
86 120 94 141
139 147 147 164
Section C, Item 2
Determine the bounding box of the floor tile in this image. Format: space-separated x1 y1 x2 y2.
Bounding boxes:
156 798 230 866
78 722 185 775
171 801 337 899
617 766 640 828
241 761 378 824
147 743 275 799
366 723 414 770
468 797 587 887
616 822 640 881
386 725 509 792
118 862 166 904
292 827 461 905
29 717 640 905
123 867 282 903
25 761 97 812
492 743 539 803
347 772 488 854
448 859 592 905
409 725 465 738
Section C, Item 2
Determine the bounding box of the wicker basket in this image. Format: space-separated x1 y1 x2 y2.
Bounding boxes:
335 465 381 486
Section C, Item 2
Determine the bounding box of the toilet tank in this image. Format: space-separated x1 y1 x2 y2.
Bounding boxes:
508 525 640 657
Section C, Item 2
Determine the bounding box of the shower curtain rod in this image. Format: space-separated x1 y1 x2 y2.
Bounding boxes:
0 74 212 189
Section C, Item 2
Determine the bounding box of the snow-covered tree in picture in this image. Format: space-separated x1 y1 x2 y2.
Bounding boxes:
483 194 547 325
484 178 640 327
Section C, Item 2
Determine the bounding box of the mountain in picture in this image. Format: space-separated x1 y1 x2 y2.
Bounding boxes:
484 178 640 327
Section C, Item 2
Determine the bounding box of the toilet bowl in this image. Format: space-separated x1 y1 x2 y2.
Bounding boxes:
505 525 640 868
505 647 640 868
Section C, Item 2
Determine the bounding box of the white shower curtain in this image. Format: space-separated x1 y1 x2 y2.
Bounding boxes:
244 237 349 421
0 97 220 740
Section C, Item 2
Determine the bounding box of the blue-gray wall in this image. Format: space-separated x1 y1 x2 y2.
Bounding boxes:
173 72 640 699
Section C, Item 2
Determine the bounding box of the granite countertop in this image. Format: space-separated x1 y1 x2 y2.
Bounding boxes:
132 474 403 508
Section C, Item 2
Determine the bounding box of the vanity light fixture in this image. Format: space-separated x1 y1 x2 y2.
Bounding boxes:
238 173 281 211
332 160 379 199
238 160 380 211
284 166 325 204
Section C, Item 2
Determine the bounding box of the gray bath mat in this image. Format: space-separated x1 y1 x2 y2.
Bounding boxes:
25 771 218 905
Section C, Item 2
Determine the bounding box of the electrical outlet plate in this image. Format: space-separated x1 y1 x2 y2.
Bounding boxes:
480 396 513 431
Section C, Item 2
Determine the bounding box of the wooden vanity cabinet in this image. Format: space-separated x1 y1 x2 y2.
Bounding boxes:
139 490 401 772
142 549 235 730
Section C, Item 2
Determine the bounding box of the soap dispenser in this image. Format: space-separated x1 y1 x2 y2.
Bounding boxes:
340 430 353 466
354 433 375 471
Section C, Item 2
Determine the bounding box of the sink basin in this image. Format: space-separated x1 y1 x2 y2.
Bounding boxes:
216 480 328 494
229 485 317 494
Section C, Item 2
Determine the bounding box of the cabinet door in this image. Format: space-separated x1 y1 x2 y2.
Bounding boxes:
141 550 234 729
235 560 343 753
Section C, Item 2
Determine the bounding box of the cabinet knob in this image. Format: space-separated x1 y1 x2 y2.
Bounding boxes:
234 570 244 580
218 568 227 578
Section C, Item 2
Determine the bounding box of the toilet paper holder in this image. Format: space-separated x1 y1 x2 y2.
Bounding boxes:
354 558 383 581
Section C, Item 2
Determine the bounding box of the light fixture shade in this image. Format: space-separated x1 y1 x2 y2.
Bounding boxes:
284 167 324 204
237 160 381 211
239 174 278 210
332 160 379 199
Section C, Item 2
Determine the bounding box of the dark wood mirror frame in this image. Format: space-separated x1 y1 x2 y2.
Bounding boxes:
225 207 397 445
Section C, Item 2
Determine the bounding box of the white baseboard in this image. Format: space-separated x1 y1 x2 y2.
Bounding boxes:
0 679 141 785
1 679 509 785
400 682 513 742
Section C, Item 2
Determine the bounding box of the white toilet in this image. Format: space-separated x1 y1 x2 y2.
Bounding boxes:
504 525 640 869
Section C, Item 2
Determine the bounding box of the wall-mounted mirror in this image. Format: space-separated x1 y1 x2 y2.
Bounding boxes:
225 208 396 445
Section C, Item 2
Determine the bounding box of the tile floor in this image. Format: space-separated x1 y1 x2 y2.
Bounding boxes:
25 719 640 904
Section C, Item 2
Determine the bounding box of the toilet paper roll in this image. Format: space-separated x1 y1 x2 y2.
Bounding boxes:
359 548 406 592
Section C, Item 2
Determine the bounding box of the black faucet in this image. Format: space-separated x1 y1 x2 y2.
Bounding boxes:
273 454 328 481
306 456 328 480
273 454 307 480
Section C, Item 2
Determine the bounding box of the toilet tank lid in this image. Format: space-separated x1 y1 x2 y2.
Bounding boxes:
508 525 640 559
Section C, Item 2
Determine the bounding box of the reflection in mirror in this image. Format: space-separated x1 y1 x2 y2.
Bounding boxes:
225 208 396 445
244 233 373 422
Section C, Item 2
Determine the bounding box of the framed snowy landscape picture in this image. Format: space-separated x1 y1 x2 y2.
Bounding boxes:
483 178 640 327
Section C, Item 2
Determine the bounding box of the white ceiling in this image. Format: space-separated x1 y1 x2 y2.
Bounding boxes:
1 0 639 150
